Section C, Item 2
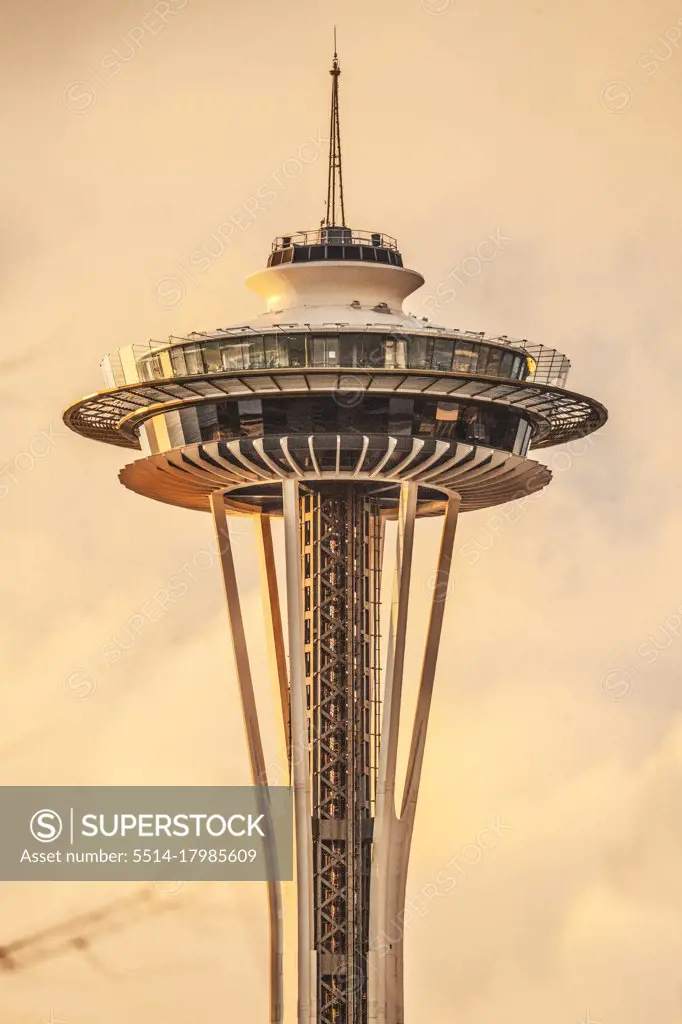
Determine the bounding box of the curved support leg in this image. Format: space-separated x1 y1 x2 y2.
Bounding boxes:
282 480 317 1024
209 492 285 1024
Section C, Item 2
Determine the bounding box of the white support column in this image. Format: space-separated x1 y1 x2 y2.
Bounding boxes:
368 482 417 1024
393 493 460 1024
400 494 460 827
209 492 285 1024
255 514 291 780
282 479 317 1024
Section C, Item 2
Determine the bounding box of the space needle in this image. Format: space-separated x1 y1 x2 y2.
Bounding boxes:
64 46 607 1024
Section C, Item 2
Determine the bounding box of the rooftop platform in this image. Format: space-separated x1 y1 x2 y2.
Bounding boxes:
267 227 404 268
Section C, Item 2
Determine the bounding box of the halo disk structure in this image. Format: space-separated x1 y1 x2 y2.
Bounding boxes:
64 50 606 1024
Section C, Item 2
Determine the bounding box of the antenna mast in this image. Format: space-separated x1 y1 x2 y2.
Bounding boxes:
324 29 346 227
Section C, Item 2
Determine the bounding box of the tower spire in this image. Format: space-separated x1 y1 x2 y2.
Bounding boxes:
324 29 346 227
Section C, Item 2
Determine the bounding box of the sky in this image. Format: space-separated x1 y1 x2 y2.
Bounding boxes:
1 0 682 1020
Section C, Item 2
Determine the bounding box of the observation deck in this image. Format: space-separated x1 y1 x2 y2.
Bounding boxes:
63 226 607 516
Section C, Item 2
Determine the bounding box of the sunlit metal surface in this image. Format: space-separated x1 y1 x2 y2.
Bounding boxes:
118 435 552 514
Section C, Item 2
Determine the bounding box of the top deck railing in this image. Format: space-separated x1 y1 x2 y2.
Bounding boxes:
100 327 570 393
271 228 399 252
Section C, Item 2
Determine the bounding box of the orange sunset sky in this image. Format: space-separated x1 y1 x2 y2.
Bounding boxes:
1 0 682 1020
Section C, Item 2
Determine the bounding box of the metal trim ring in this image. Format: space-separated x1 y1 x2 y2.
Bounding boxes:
118 434 552 514
64 367 607 453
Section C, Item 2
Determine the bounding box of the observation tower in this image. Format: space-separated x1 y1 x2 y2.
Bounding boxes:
64 47 607 1024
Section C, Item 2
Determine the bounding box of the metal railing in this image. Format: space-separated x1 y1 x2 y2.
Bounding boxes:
507 342 570 389
271 228 399 252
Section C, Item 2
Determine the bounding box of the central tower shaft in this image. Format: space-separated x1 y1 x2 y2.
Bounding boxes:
301 487 382 1024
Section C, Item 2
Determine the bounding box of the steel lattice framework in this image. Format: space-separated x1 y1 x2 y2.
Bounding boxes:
302 488 381 1024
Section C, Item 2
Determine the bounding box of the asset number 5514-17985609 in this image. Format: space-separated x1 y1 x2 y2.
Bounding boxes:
132 849 257 863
